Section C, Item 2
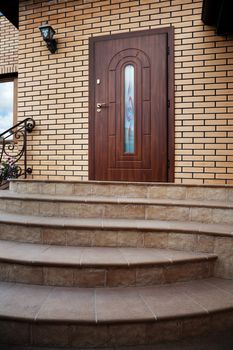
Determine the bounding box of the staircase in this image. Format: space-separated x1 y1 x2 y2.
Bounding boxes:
0 180 233 348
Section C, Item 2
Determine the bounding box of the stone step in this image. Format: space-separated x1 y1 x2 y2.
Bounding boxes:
0 212 232 279
1 212 232 246
10 179 233 202
1 191 233 224
0 240 216 287
0 278 233 348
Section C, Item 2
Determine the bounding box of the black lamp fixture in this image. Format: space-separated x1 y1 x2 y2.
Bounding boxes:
39 21 57 54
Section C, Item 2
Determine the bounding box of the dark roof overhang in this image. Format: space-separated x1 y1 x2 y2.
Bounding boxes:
0 0 19 28
202 0 233 35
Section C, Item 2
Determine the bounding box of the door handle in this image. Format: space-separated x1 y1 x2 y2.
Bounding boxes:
97 103 107 112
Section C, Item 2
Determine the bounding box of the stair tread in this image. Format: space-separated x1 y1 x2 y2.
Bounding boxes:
0 211 232 237
0 278 232 323
1 190 233 209
0 240 217 267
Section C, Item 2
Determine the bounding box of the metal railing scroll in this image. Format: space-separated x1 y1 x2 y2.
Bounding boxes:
0 118 35 188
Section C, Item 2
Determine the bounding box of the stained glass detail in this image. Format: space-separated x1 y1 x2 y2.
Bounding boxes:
124 65 135 153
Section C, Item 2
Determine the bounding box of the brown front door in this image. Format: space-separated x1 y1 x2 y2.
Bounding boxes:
89 28 174 182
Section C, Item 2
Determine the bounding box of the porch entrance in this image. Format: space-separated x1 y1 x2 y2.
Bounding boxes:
89 28 174 182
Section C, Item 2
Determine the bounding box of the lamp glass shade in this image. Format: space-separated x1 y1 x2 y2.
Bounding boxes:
39 23 55 40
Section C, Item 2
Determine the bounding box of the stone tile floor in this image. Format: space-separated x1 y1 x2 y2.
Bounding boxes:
1 330 233 349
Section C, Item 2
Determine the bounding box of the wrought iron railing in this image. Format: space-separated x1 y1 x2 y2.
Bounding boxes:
0 118 36 188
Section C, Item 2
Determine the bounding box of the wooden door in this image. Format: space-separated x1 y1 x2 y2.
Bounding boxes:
89 28 174 182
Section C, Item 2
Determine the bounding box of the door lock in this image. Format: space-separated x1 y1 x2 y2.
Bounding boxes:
97 103 107 112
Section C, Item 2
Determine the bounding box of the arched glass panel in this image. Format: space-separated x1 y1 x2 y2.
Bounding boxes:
124 65 135 153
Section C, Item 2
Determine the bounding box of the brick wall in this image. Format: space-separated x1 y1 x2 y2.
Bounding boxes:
0 15 18 74
17 0 233 184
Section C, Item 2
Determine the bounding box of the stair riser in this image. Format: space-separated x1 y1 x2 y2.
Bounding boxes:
1 199 233 224
10 181 233 202
1 312 232 348
0 260 215 287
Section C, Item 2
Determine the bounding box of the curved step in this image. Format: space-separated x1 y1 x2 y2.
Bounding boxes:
0 212 232 245
0 240 216 287
1 191 233 224
1 213 232 279
10 179 233 202
0 278 233 347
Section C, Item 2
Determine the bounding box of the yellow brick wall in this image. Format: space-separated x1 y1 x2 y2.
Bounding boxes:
0 15 18 74
17 0 233 184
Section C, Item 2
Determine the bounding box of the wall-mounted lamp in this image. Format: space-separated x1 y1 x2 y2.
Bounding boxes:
39 21 57 54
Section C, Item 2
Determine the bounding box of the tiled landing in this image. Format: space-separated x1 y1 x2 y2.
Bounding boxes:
10 179 233 203
0 278 232 323
0 278 233 348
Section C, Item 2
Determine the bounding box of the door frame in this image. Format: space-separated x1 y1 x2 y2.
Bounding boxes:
89 27 174 182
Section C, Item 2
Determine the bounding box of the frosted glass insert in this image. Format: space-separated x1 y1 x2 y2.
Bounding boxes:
124 65 135 153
